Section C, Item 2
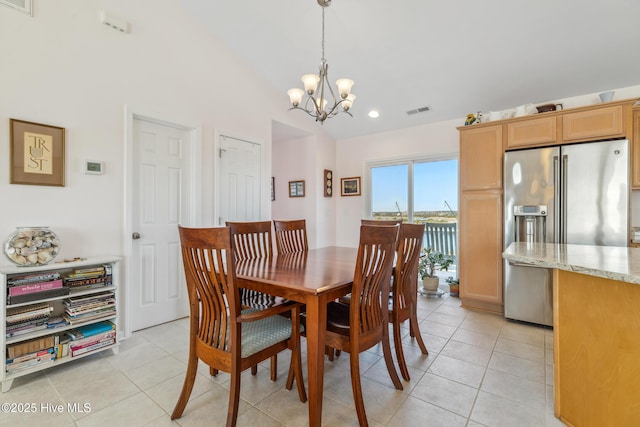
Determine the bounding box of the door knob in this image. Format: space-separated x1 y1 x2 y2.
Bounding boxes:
132 232 141 240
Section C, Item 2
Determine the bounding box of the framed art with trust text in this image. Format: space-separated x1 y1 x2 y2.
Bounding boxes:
10 119 65 186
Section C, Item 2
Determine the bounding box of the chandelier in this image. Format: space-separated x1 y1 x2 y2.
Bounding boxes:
287 0 355 124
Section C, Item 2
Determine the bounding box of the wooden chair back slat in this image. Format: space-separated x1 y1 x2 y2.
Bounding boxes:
226 221 273 260
273 219 308 254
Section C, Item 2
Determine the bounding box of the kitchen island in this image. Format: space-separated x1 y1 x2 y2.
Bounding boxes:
503 242 640 426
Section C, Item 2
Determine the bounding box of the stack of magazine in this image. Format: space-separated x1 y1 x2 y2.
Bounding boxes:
5 335 57 374
63 265 112 291
6 303 54 338
62 291 116 325
6 272 69 305
65 321 116 357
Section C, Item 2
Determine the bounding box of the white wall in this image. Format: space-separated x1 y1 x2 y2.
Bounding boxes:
0 0 332 262
271 132 336 248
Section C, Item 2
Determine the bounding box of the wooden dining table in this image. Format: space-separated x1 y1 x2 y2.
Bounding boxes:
235 246 358 427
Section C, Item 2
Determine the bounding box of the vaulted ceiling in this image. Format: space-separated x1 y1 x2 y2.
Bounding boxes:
182 0 640 140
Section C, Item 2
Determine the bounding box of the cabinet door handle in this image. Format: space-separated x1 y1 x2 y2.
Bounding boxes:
132 232 141 240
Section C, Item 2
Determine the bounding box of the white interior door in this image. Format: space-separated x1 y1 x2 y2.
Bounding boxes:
218 135 261 224
130 118 192 331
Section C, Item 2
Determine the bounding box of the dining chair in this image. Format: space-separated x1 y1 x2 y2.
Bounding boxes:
171 226 306 427
389 222 428 381
273 219 308 254
326 218 404 361
321 224 403 426
226 220 293 380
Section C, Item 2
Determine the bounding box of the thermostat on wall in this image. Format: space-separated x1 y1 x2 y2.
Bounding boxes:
85 160 104 175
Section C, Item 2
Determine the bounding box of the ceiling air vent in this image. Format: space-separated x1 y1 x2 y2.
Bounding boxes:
406 106 431 116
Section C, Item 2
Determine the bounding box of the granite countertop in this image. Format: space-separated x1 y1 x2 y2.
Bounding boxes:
503 242 640 285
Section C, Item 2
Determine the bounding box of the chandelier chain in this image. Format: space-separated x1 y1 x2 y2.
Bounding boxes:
321 7 325 62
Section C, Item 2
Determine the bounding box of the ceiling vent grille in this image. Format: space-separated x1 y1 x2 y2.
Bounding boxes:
406 106 431 115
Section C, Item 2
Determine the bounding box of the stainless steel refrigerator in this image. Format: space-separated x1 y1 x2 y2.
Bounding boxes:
503 139 629 326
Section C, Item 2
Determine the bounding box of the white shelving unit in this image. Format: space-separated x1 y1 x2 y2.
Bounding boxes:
0 256 121 392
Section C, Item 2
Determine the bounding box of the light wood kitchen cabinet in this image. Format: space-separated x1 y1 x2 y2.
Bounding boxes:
459 124 503 191
633 107 640 189
562 105 624 142
506 116 558 149
458 191 503 313
458 123 504 313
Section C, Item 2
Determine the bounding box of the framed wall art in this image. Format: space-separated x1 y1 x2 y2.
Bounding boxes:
323 169 333 197
10 119 66 186
289 180 305 198
340 176 361 196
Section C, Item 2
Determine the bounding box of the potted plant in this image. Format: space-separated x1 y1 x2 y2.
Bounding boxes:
446 276 460 297
418 247 454 293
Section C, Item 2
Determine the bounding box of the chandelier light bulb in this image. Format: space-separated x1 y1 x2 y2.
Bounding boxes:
301 74 320 95
342 94 356 111
315 97 328 111
287 88 304 107
336 79 354 99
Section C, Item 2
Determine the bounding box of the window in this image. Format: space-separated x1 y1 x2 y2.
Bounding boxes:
367 156 458 259
367 157 458 222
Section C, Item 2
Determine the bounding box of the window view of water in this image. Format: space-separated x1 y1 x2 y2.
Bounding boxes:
370 158 458 277
370 159 458 224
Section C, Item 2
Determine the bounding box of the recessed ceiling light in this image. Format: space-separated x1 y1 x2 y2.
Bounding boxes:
368 110 380 118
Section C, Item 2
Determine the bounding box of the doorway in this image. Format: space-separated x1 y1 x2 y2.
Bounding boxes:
217 134 262 224
125 112 199 333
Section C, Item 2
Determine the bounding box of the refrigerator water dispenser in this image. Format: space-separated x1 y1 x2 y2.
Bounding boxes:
514 205 547 244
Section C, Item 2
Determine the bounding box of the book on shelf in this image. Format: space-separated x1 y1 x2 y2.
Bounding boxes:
6 353 56 373
65 321 115 340
6 322 48 338
7 335 56 359
62 310 115 325
6 313 50 328
7 272 61 286
71 338 115 357
65 300 116 315
6 303 53 323
64 293 115 306
7 287 70 305
64 276 110 288
8 279 63 296
46 317 68 329
6 347 55 365
69 331 116 351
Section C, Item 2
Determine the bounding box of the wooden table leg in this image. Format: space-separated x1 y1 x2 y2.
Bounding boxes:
305 295 326 427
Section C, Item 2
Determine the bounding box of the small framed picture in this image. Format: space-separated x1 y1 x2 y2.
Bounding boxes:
85 160 104 175
289 180 305 198
341 176 361 196
10 119 65 186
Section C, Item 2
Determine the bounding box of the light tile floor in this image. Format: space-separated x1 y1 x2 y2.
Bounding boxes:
1 293 566 426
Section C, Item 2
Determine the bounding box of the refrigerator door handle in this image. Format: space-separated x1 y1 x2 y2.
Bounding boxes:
553 155 560 243
561 154 568 244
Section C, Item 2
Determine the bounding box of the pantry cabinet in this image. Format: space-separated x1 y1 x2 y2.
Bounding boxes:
458 123 504 313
